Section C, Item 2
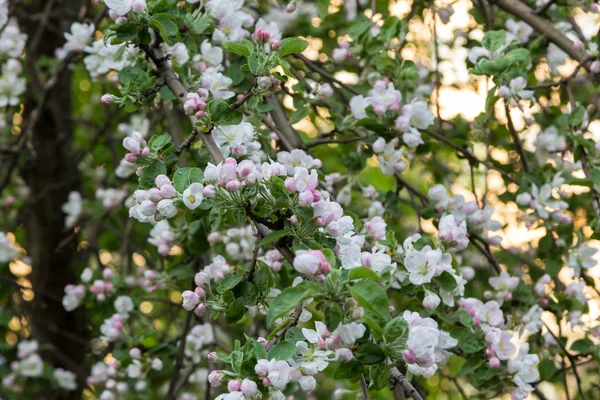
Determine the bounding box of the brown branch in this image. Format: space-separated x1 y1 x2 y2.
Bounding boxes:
527 56 592 89
390 366 424 400
230 87 255 110
305 135 366 148
361 373 371 400
421 129 518 184
166 310 194 400
244 244 261 281
264 304 303 351
293 53 361 95
140 42 224 164
487 0 590 69
542 321 587 400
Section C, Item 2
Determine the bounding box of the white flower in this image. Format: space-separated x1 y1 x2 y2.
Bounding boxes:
17 340 39 359
522 305 543 334
507 344 539 392
19 354 43 377
333 323 366 345
200 67 235 99
476 301 504 328
63 22 95 52
0 232 18 262
156 199 178 219
489 271 519 292
438 215 469 250
299 375 316 393
505 19 533 43
404 246 444 285
199 40 223 66
183 183 204 210
291 341 331 375
114 296 134 317
54 368 77 390
349 95 371 120
105 0 134 16
212 121 256 157
267 359 291 390
127 360 143 378
162 42 190 67
62 191 83 228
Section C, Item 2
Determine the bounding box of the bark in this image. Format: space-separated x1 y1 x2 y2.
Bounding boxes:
17 1 87 398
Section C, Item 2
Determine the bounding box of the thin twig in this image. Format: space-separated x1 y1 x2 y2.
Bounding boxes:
264 304 303 351
360 373 371 400
166 311 194 400
505 105 530 173
390 367 424 400
294 53 360 95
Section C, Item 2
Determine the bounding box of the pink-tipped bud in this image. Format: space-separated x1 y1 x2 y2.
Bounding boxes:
270 41 281 51
227 380 241 392
590 61 600 74
489 357 500 368
193 303 206 317
101 94 115 105
403 349 416 363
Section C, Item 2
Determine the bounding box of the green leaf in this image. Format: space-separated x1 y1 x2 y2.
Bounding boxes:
569 106 586 127
225 297 246 323
334 360 363 379
355 343 385 365
139 160 167 190
460 356 485 375
348 266 383 281
267 341 296 361
115 23 139 42
267 281 318 326
118 67 151 91
570 338 594 353
350 279 390 322
209 204 223 231
192 14 211 35
223 40 254 57
482 30 506 52
504 48 529 63
451 327 485 354
323 303 343 331
258 228 292 247
151 14 179 44
539 359 558 381
173 167 204 193
149 134 171 152
247 54 261 75
434 271 457 292
285 327 305 343
207 99 243 126
317 0 330 19
217 274 244 294
278 38 309 58
252 338 268 359
383 316 408 344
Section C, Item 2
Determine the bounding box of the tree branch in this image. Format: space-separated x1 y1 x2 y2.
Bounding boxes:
390 367 424 400
487 0 590 69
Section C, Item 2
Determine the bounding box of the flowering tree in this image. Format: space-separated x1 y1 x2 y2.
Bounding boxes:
1 0 600 398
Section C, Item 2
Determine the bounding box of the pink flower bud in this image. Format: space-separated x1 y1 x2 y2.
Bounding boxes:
208 351 217 361
194 272 211 287
194 287 206 299
193 303 206 317
103 268 113 280
131 0 146 13
101 94 115 105
352 307 364 319
227 380 241 392
489 357 500 368
403 349 416 363
270 41 281 51
202 184 216 198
